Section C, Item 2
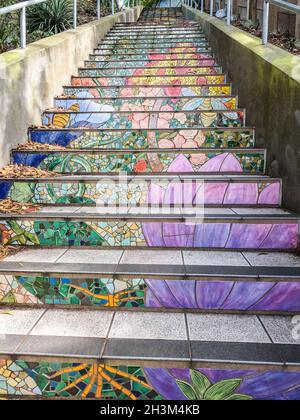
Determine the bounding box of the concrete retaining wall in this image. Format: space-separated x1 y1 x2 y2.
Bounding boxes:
183 6 300 213
0 6 143 168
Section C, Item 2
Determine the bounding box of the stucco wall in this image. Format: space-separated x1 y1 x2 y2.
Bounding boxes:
0 6 143 168
183 6 300 213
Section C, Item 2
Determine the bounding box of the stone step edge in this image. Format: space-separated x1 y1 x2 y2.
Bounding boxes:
0 302 299 318
0 212 297 223
28 126 253 133
0 174 278 182
0 320 299 369
0 260 300 282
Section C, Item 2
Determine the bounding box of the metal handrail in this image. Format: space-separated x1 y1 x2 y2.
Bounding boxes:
0 0 140 50
185 0 300 46
262 0 300 44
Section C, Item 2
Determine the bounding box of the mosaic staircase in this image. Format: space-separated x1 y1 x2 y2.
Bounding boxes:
1 6 300 400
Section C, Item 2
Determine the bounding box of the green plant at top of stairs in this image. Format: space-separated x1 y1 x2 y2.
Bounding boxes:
27 0 73 35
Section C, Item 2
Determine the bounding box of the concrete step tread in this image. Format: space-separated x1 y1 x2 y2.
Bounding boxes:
1 248 300 281
0 307 299 368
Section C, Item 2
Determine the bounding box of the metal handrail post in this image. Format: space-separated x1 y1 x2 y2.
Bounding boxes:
201 0 204 12
112 0 115 15
20 6 26 49
210 0 214 16
97 0 101 19
227 0 231 25
73 0 77 29
262 0 270 44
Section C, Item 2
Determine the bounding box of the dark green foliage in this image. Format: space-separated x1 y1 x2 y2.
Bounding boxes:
27 0 73 35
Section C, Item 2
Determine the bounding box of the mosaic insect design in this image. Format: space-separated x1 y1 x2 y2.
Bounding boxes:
46 363 157 399
46 104 80 128
2 360 300 400
1 276 146 307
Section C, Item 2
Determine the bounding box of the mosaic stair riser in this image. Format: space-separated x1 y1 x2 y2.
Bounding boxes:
77 66 223 77
0 219 297 249
0 179 281 206
99 41 210 48
105 31 204 37
112 25 201 29
0 359 300 401
53 96 237 113
71 75 226 87
28 129 255 149
103 36 206 42
42 110 243 130
0 361 162 399
2 275 300 312
3 360 300 400
93 47 213 55
113 24 200 28
96 40 209 47
89 53 215 62
63 85 232 98
84 59 218 68
94 45 210 54
11 150 265 175
109 27 202 31
107 28 203 33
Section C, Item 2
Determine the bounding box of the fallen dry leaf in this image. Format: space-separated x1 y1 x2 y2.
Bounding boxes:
233 21 300 55
0 199 41 214
0 245 20 261
16 141 66 151
0 165 56 179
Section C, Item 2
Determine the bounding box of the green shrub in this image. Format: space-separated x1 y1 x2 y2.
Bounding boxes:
141 0 157 8
79 0 95 14
0 0 19 52
27 0 73 35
